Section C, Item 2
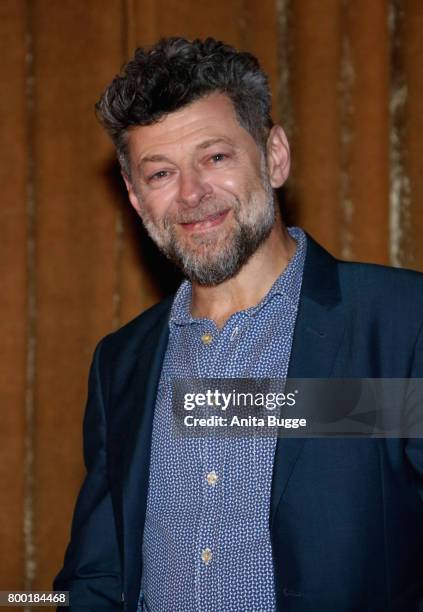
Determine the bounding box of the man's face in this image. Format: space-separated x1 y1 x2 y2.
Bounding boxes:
124 93 285 286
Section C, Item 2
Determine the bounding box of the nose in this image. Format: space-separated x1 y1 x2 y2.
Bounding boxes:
176 167 212 207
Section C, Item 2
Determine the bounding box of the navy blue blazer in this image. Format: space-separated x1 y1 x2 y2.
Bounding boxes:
55 236 423 611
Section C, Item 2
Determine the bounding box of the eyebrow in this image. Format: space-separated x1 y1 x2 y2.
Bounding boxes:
196 137 236 150
138 137 237 168
139 153 172 166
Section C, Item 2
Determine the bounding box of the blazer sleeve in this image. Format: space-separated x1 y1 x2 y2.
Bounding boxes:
405 322 423 505
54 339 123 611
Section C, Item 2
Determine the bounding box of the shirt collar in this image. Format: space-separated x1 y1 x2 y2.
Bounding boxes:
169 226 307 327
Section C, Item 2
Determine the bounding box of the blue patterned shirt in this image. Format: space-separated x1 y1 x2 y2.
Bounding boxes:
139 227 307 611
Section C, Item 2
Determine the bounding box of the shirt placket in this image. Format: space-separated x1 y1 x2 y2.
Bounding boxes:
193 321 228 611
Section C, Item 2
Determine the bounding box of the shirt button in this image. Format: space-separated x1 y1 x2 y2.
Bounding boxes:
201 548 212 564
206 470 218 486
201 332 213 345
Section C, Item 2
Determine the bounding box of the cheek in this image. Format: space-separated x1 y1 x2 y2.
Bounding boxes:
218 176 239 191
210 174 247 202
212 163 263 195
141 191 175 224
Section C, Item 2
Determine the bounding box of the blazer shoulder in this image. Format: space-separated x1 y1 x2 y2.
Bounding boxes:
337 260 423 325
303 234 423 311
338 259 423 295
96 294 173 361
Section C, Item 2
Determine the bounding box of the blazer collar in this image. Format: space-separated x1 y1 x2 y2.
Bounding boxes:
121 307 170 606
270 234 347 527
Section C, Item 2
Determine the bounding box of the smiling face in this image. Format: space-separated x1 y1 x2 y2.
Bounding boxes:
123 93 289 286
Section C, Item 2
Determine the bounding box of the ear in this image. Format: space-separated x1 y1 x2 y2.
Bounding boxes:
122 171 143 217
266 125 290 189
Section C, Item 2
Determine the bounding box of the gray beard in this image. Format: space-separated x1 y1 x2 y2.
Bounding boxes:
161 199 275 286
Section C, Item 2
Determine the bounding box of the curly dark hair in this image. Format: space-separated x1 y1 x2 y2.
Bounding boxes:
95 37 273 175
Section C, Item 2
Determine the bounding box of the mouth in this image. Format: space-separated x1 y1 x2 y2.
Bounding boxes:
179 209 230 233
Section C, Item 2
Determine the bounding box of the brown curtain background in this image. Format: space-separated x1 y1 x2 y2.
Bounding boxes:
1 0 422 600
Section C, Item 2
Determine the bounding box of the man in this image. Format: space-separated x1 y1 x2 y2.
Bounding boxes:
55 37 423 611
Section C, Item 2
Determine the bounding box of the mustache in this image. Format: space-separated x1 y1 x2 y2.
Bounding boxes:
164 202 236 226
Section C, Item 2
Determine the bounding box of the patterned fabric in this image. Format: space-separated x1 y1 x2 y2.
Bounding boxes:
139 227 307 611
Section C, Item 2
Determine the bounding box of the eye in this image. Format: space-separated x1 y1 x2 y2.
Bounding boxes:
148 170 169 182
209 153 228 163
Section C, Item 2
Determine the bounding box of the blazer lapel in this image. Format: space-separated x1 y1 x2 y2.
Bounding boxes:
121 307 170 606
270 236 347 528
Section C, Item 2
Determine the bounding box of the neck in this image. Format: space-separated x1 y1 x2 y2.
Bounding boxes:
190 219 297 328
